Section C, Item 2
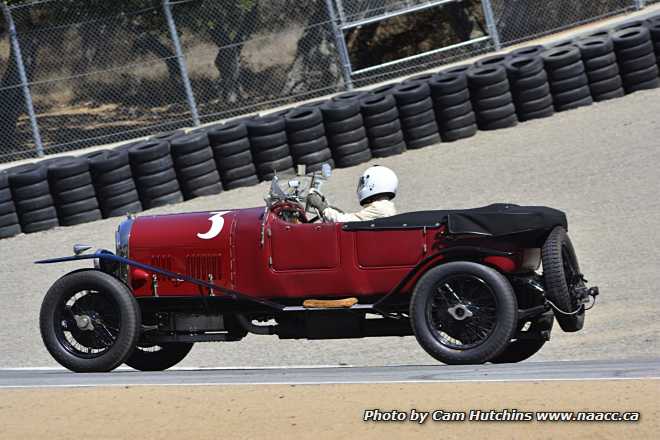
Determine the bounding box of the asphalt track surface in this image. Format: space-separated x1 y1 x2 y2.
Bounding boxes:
1 358 658 388
0 82 659 369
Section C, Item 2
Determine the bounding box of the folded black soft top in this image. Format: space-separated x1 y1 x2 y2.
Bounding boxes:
342 204 567 237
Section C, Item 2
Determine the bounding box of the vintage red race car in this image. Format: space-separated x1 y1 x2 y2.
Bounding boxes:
38 165 598 372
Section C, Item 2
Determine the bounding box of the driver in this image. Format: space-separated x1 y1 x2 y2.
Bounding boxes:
307 165 398 222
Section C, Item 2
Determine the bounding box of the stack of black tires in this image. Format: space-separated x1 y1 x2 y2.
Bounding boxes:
0 171 21 238
46 157 102 226
542 46 593 111
576 35 624 101
285 107 333 172
360 93 406 157
128 140 183 209
505 55 555 121
247 115 294 180
392 82 441 149
207 121 259 190
170 133 223 200
612 26 659 94
6 163 59 233
468 65 518 130
429 68 478 142
86 149 142 218
650 18 660 67
321 95 372 168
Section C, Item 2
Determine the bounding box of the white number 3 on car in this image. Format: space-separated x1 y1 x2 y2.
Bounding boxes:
197 211 231 240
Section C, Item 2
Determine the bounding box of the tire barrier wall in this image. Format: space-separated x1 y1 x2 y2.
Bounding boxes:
2 14 660 238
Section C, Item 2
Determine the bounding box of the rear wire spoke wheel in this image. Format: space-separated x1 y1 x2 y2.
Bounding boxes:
410 262 518 365
124 343 194 371
39 269 141 372
541 226 585 332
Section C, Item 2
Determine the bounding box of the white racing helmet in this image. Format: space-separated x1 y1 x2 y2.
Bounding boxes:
356 165 398 205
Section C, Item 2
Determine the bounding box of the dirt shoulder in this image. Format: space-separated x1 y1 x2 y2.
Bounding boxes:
1 379 657 439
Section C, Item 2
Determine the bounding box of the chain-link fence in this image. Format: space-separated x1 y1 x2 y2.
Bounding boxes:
0 0 655 163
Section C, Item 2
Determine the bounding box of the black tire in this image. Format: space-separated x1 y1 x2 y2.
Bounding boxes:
92 164 133 186
135 168 178 189
223 174 260 190
295 149 332 166
321 100 361 121
470 79 510 99
53 185 97 205
513 82 551 102
7 163 47 187
518 105 555 121
510 69 548 90
510 45 545 58
216 150 253 169
363 107 399 127
128 141 170 163
39 269 141 372
473 92 514 111
328 126 367 146
624 76 659 93
467 66 507 86
208 121 248 145
410 262 518 365
577 36 614 59
432 88 471 107
586 63 620 82
435 101 473 120
405 133 441 149
542 46 582 69
325 113 364 133
400 110 435 129
221 163 258 181
335 148 372 168
593 87 625 101
97 179 137 199
440 124 478 142
584 52 618 70
12 180 50 200
548 60 585 80
615 39 654 60
517 94 554 113
505 55 544 78
143 191 184 209
291 137 330 158
22 218 59 233
442 111 477 131
246 116 286 136
621 64 659 85
285 108 323 131
365 119 401 138
170 133 209 156
15 194 55 213
541 227 585 332
371 141 406 158
476 103 516 122
360 94 396 114
60 209 103 226
211 137 251 158
619 52 657 73
0 212 19 227
124 343 194 371
474 53 509 68
403 120 438 140
0 200 17 216
549 73 589 93
370 83 398 96
477 113 518 130
172 147 214 169
612 27 650 50
397 97 433 118
257 156 294 180
552 85 592 105
393 82 430 105
429 72 467 95
287 124 325 144
176 160 217 181
253 144 290 163
250 131 288 150
57 198 100 218
139 180 182 200
369 131 404 149
404 72 435 84
589 75 623 95
46 157 89 179
0 223 21 239
331 138 370 157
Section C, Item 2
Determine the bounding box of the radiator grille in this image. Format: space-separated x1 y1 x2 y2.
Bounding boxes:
186 254 222 281
150 255 172 272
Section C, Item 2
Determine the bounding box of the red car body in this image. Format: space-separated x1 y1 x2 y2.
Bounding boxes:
126 206 532 300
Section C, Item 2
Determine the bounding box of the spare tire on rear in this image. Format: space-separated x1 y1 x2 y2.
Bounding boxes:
541 227 585 332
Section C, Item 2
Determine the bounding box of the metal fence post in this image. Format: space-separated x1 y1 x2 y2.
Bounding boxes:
635 0 646 10
324 0 354 90
162 0 200 127
2 3 44 157
481 0 502 51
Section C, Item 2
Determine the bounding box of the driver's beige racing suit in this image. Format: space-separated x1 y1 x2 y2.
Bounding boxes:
322 200 397 222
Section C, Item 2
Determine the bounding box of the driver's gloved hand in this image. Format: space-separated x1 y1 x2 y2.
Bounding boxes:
307 191 328 212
